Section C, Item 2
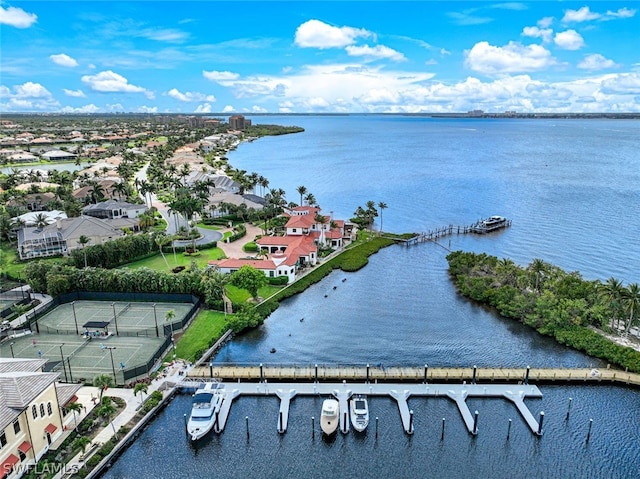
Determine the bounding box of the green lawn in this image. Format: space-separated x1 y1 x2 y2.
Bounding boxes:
121 248 227 271
174 310 228 362
196 222 222 231
225 283 281 304
0 242 64 281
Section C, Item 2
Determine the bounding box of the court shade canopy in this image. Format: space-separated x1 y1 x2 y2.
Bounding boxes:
82 321 111 329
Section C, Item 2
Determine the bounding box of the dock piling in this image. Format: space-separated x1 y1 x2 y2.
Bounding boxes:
409 410 414 434
525 366 530 385
565 398 572 420
311 416 315 438
473 410 479 435
260 363 263 382
507 418 512 439
537 411 544 436
424 364 428 384
375 417 379 438
278 411 283 433
315 364 318 383
472 365 477 384
366 364 370 383
441 418 445 440
246 416 249 438
586 418 593 443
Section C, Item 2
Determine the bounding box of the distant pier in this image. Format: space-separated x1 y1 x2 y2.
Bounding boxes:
400 217 512 247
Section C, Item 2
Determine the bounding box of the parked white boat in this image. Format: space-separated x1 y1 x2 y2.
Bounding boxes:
320 399 339 435
349 395 369 432
186 383 224 441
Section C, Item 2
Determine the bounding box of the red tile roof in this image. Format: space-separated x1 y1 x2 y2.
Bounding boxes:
45 423 57 434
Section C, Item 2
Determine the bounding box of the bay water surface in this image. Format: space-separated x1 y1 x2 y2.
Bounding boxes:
102 116 640 478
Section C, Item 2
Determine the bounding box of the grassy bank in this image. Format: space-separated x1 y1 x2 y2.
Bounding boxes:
174 310 227 362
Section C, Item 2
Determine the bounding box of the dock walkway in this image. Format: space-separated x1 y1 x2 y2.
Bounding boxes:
179 380 544 437
189 364 640 387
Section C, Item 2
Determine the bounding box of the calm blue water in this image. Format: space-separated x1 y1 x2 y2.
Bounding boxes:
102 117 640 478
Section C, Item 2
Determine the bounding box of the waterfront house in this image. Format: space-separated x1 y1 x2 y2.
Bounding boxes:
17 216 124 260
40 150 76 162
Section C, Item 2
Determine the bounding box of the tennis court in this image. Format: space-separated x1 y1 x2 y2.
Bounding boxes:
36 300 193 337
0 332 165 384
1 299 197 384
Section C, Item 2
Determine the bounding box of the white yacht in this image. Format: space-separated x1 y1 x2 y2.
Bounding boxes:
186 383 224 441
349 395 369 432
320 399 339 436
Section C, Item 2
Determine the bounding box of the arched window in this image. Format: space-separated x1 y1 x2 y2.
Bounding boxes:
32 405 37 419
39 404 45 417
47 402 53 416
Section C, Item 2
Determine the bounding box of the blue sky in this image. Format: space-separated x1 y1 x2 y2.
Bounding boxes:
1 1 639 113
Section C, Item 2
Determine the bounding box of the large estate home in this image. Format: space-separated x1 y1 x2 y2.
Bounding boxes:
210 206 353 284
82 200 147 220
0 359 81 479
17 216 124 260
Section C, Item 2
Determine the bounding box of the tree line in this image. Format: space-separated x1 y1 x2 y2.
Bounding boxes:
447 251 640 373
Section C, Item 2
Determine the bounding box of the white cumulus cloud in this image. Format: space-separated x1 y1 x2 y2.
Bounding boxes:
600 73 640 94
578 54 617 71
465 41 556 75
522 26 553 43
63 89 86 98
0 5 37 28
562 6 601 23
138 106 158 113
554 30 585 50
81 71 148 94
194 103 212 113
61 104 100 113
222 105 236 113
203 70 240 82
0 82 60 111
345 44 406 62
294 19 370 48
167 88 216 102
605 8 636 19
50 54 79 68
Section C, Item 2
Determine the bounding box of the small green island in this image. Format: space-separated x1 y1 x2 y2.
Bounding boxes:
446 251 640 373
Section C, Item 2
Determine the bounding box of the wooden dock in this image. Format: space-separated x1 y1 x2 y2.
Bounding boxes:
400 217 512 246
187 364 640 388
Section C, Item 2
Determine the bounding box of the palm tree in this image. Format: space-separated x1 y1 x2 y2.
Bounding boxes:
73 436 91 455
598 277 625 330
34 212 49 228
111 181 128 200
66 401 83 429
97 396 117 436
93 374 114 402
133 382 149 404
78 235 91 268
529 258 546 293
154 233 171 270
165 309 176 340
296 185 307 206
622 283 640 334
304 192 316 207
377 201 387 234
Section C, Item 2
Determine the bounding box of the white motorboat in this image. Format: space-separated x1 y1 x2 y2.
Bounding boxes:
349 395 369 432
320 399 339 436
186 383 224 441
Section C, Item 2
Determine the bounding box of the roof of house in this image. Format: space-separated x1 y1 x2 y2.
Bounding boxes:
82 199 146 213
41 150 77 158
286 214 316 229
18 215 123 244
0 358 47 374
14 210 67 227
0 371 59 430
